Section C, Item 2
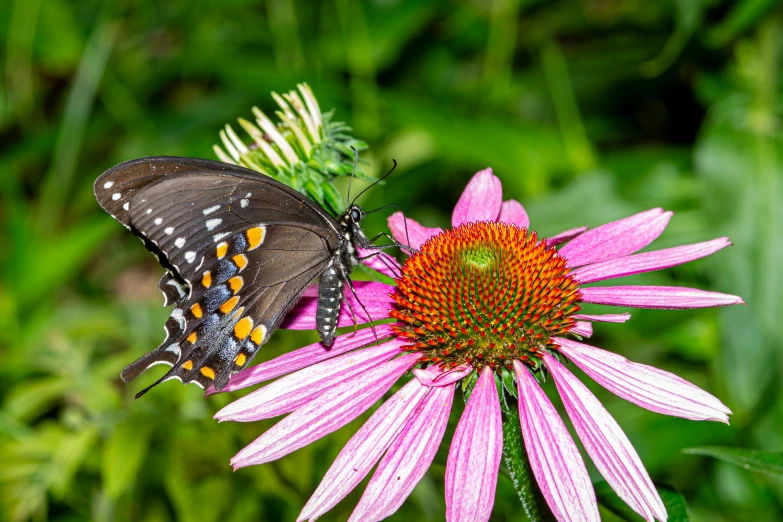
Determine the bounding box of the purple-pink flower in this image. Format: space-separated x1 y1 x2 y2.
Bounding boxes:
212 168 742 522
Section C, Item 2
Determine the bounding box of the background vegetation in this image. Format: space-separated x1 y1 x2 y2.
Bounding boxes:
2 0 782 520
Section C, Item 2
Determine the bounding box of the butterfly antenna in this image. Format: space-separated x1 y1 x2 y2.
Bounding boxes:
351 159 397 207
346 146 359 206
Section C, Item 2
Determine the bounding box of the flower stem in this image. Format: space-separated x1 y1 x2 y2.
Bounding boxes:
501 398 556 521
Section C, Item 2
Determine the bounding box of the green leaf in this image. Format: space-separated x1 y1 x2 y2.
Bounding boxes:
683 446 783 477
660 487 690 522
501 405 555 521
102 419 153 499
595 481 689 522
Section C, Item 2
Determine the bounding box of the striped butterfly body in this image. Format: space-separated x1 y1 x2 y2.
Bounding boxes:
95 156 377 396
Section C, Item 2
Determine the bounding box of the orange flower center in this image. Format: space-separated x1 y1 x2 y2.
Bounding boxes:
390 222 581 372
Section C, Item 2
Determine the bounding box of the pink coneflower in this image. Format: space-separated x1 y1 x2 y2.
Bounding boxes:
212 169 742 522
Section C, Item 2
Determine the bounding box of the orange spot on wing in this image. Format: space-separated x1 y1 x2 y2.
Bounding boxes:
228 276 243 294
186 332 197 344
216 242 228 259
234 316 253 340
250 325 266 345
246 226 265 250
202 271 212 288
219 296 240 314
234 353 247 367
232 254 248 271
190 303 203 318
182 360 193 370
200 366 215 379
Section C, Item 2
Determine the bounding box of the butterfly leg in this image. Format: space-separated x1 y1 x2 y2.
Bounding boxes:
357 251 402 279
365 231 420 254
344 277 380 345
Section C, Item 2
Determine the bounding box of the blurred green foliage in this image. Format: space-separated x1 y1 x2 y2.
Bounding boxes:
1 0 782 520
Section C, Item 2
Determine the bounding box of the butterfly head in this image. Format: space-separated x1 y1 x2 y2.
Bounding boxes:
340 204 370 250
348 204 364 224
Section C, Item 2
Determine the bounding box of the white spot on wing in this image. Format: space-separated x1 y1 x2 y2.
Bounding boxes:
203 205 221 215
206 218 222 231
165 227 174 235
213 232 230 242
185 251 196 263
165 344 181 358
154 218 163 225
146 208 152 215
171 308 186 329
240 199 249 208
112 193 121 201
175 237 186 248
103 181 114 189
123 202 130 211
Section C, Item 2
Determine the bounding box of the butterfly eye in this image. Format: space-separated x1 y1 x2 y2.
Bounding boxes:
350 208 361 222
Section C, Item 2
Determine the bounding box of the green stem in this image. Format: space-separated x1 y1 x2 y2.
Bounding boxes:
501 399 556 521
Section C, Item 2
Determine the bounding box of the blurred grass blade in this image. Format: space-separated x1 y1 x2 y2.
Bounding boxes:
102 420 153 499
540 39 597 174
683 447 783 477
10 217 116 308
37 21 118 228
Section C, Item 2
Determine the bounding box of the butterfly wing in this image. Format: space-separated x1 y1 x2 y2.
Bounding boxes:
95 157 341 395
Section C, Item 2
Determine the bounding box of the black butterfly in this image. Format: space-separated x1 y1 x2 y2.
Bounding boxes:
95 156 405 396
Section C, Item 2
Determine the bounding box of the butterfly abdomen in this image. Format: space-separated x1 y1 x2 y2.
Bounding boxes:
316 262 344 346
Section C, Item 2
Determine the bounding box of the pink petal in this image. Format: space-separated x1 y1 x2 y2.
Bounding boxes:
230 353 420 468
559 209 672 268
388 212 443 250
281 281 395 329
215 341 403 422
211 324 395 394
451 168 503 227
546 226 589 248
572 238 732 284
413 364 473 387
349 385 455 522
572 313 631 323
514 361 600 522
570 321 593 337
298 379 430 521
358 247 401 279
498 199 529 228
445 367 503 522
580 285 745 309
554 338 731 422
545 355 667 522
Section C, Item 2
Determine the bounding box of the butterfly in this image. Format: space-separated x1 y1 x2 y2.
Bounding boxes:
95 156 406 396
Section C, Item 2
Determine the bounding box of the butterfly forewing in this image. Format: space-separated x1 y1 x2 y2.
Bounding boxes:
95 157 342 396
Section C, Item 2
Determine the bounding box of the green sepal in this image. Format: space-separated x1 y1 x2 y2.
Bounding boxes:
461 371 479 403
502 367 518 398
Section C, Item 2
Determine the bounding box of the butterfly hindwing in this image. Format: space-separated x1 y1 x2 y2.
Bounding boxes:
96 157 344 396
